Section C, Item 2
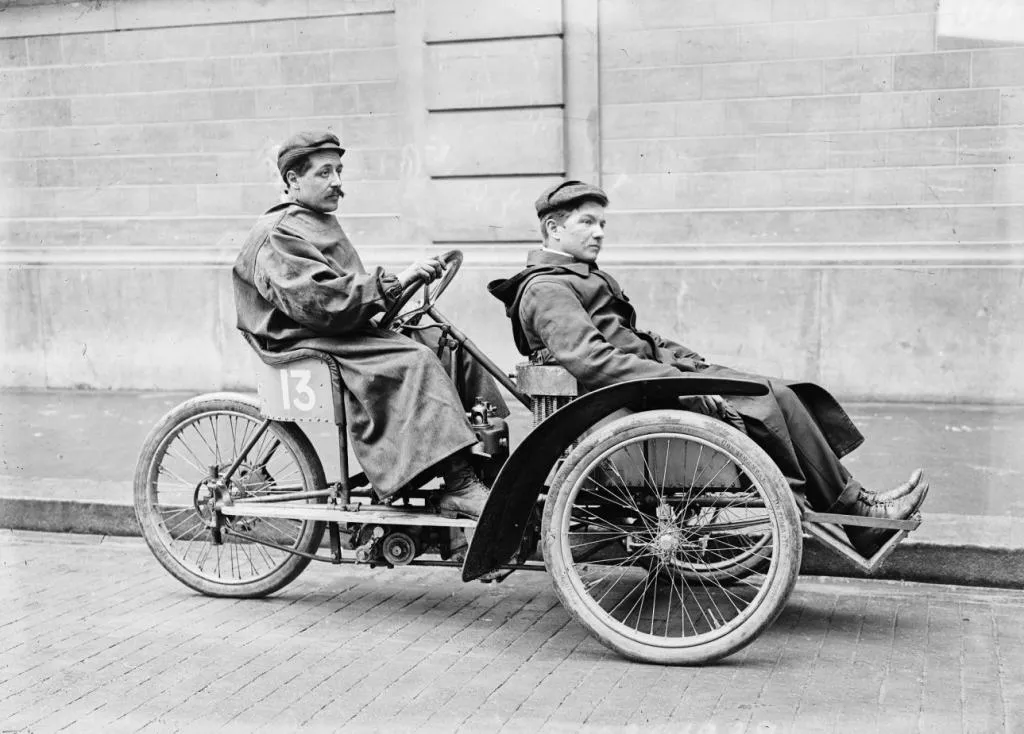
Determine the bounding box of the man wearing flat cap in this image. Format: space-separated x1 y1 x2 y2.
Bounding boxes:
487 180 929 558
233 131 506 519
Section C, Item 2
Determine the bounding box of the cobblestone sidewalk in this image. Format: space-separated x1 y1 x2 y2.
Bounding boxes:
1 531 1021 733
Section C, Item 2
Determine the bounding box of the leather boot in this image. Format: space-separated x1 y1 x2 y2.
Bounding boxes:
865 468 924 503
845 478 929 557
435 454 489 519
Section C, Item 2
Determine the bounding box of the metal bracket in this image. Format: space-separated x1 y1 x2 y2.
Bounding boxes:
328 522 342 562
802 513 921 573
802 510 921 531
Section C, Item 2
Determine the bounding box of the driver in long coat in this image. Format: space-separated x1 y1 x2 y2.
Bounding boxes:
233 131 507 518
488 180 929 558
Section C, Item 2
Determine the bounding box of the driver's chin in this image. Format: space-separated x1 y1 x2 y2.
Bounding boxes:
315 196 340 213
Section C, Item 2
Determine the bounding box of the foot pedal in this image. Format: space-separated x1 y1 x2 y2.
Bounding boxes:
479 568 514 584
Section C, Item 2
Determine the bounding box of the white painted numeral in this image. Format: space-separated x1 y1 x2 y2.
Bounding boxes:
279 369 315 411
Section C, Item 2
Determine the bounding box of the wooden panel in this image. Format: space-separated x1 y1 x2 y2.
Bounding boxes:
426 37 563 110
424 0 561 41
426 108 563 176
430 176 561 241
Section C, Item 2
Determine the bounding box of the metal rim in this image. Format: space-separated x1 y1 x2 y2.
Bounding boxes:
557 431 782 649
142 409 314 586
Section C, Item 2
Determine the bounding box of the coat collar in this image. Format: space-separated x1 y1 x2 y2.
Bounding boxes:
525 248 593 276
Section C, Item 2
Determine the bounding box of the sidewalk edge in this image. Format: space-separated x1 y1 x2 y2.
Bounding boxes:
2 496 1021 589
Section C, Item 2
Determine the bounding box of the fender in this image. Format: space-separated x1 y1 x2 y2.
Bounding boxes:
462 375 770 581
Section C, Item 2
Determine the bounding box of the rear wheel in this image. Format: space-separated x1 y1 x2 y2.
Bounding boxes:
542 410 801 665
133 393 326 598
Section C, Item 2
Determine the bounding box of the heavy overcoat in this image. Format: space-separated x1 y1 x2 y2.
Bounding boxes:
233 201 489 497
488 249 865 486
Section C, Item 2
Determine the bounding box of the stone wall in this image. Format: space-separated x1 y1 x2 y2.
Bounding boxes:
0 0 404 388
596 0 1024 401
1 0 1022 401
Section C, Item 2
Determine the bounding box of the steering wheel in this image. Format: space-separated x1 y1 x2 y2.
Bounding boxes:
379 249 463 329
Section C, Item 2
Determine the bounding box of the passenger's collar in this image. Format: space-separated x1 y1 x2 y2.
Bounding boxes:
526 247 594 275
539 246 575 260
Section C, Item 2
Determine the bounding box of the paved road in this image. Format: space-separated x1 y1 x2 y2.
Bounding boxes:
1 531 1022 734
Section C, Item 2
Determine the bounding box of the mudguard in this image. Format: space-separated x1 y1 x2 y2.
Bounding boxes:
462 375 770 581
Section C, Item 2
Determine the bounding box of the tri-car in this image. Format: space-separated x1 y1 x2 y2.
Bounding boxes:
134 251 921 665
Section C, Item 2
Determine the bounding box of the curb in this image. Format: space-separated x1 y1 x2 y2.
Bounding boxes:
1 497 141 537
2 495 1021 590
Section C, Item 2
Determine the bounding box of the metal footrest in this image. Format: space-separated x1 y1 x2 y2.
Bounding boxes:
802 510 921 531
802 512 922 573
219 502 477 528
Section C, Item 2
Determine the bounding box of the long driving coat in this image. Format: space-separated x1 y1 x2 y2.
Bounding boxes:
488 249 865 483
233 201 479 497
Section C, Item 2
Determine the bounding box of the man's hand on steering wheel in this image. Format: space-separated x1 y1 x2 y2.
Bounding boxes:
380 250 463 329
397 257 444 288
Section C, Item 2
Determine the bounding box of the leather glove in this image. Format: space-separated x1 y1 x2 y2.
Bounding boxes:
677 395 747 435
677 395 719 416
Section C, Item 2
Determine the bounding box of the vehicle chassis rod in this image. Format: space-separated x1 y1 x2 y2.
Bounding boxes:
221 526 545 571
235 489 334 503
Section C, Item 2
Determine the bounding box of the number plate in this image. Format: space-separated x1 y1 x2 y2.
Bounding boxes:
254 358 338 423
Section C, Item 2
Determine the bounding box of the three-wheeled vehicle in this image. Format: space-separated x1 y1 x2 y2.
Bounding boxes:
134 251 922 665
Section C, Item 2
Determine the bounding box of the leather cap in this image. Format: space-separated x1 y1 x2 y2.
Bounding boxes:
277 131 345 178
535 180 609 219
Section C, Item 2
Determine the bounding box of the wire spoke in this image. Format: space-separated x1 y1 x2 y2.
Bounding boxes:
558 427 788 651
162 447 207 479
140 405 318 587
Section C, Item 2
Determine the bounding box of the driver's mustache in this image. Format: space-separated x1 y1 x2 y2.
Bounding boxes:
331 188 345 198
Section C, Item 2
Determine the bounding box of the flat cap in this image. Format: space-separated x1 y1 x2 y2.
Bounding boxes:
535 179 609 219
277 131 345 178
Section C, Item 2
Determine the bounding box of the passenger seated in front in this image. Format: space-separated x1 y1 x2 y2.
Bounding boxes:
488 180 928 558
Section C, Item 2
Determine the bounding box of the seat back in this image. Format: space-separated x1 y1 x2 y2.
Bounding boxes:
516 363 579 427
242 332 345 424
252 357 339 423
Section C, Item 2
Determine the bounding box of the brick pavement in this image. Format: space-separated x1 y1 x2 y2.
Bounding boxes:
1 530 1022 734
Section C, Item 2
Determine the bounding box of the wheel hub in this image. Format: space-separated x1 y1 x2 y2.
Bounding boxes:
654 531 680 560
648 502 703 561
193 480 218 523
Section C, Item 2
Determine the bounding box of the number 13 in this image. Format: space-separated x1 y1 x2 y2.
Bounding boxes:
280 369 315 411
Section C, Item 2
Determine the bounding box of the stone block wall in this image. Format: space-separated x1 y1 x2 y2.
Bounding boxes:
597 0 1024 401
0 0 403 388
1 0 1023 402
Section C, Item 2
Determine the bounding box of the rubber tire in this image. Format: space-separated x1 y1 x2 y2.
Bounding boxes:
542 409 802 665
134 392 327 598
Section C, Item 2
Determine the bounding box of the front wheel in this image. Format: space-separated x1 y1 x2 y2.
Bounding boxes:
133 393 326 598
542 410 802 665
